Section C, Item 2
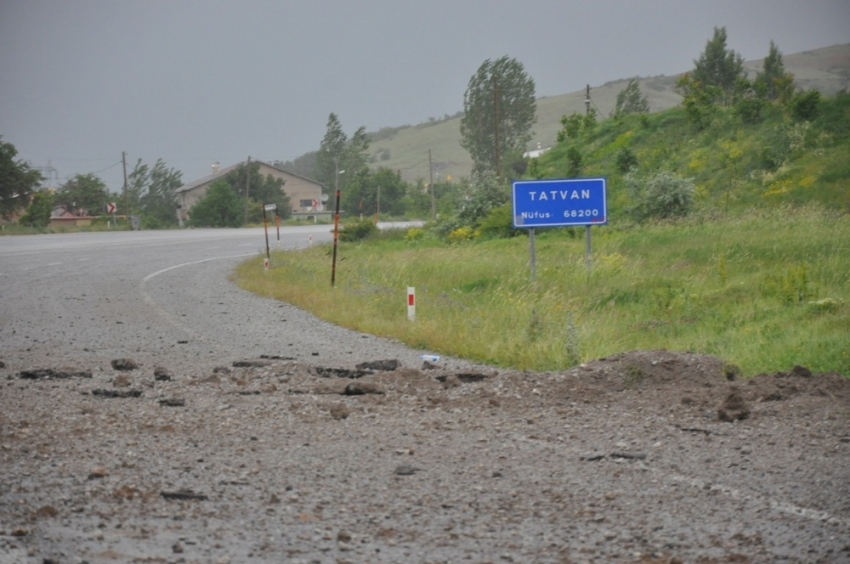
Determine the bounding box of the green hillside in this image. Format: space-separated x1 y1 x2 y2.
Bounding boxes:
365 44 850 184
537 90 849 217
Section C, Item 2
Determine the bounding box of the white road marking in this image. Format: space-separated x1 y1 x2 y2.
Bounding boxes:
139 253 257 340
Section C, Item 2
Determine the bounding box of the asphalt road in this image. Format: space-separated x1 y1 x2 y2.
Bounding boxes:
1 228 848 564
0 225 449 373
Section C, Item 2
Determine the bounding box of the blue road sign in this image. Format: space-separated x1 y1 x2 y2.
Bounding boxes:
512 178 607 228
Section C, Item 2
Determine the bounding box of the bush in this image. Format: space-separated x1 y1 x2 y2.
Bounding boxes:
476 202 518 239
339 218 378 242
448 226 475 243
627 171 695 222
616 147 638 173
791 90 821 121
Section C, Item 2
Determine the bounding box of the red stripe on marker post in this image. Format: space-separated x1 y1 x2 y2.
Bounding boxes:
407 287 415 321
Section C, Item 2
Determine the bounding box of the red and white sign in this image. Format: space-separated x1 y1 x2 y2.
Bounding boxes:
107 202 116 214
407 287 415 321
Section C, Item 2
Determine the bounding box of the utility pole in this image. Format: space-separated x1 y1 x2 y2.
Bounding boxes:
585 84 591 116
428 149 435 220
375 185 380 223
493 74 501 180
122 151 128 220
244 156 251 226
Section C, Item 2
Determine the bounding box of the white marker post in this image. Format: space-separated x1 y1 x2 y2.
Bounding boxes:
407 287 416 321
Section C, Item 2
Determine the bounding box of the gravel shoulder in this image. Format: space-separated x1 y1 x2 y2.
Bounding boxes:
1 230 849 564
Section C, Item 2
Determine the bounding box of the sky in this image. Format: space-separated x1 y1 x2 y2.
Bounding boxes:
1 0 848 193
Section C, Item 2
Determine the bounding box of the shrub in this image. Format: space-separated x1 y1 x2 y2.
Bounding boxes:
791 90 821 121
627 171 695 222
448 226 476 243
616 147 639 173
405 227 425 241
476 202 518 239
339 218 378 242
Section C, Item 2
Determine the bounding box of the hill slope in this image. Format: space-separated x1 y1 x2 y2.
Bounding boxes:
364 44 850 184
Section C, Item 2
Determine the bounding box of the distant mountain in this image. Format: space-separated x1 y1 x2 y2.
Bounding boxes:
294 44 850 185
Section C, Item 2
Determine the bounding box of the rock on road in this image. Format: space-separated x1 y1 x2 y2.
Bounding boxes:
1 227 849 564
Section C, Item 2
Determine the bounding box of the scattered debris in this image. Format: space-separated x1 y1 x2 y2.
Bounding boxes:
233 360 272 368
316 367 370 379
160 489 208 501
328 402 351 420
113 374 132 387
92 389 143 398
259 354 295 360
159 398 186 407
394 465 422 476
88 467 108 480
343 382 385 395
355 359 399 371
154 367 173 381
111 358 139 371
19 368 92 380
718 387 750 422
435 372 489 384
610 452 647 460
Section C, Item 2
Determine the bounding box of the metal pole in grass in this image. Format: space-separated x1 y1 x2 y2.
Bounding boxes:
529 228 536 282
585 225 592 273
331 188 341 287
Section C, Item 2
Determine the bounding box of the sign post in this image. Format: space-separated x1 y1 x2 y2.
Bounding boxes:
107 202 116 227
407 287 416 321
511 178 607 277
263 203 276 269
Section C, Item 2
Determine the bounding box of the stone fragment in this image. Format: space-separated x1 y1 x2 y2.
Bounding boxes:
355 359 399 371
441 375 461 389
343 382 385 395
111 358 138 371
394 465 422 476
718 388 750 422
35 505 58 518
153 367 172 381
88 467 108 480
113 374 131 388
159 398 185 407
328 402 351 420
92 389 142 398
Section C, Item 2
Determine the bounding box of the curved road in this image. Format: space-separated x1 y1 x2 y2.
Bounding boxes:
0 226 451 373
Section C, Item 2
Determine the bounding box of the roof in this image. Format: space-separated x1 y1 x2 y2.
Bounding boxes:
176 160 325 194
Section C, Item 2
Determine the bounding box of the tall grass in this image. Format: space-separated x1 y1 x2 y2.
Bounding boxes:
234 207 850 376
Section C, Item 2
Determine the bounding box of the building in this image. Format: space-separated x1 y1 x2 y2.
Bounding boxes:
176 160 326 223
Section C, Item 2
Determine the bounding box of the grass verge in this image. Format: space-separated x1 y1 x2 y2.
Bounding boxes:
233 207 850 376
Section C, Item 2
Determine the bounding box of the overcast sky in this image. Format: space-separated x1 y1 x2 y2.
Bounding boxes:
1 0 848 191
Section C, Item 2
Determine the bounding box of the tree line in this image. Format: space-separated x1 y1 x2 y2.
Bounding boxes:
2 27 827 232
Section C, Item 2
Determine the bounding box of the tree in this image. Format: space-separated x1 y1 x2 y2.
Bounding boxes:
690 26 745 105
755 41 795 102
141 160 182 227
457 171 509 225
55 173 108 216
614 79 650 116
557 108 597 142
20 190 55 228
0 136 43 220
315 113 347 190
126 159 183 227
222 161 291 221
188 179 244 227
342 167 408 218
344 126 370 180
460 56 536 179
